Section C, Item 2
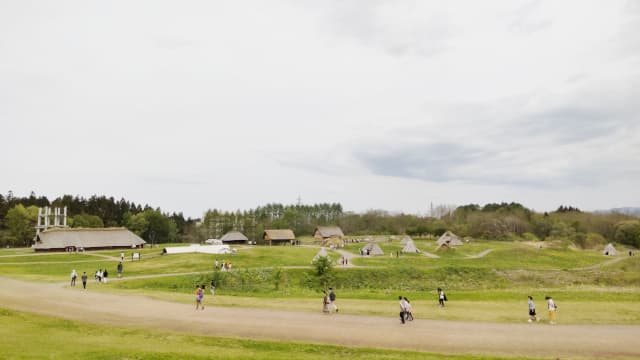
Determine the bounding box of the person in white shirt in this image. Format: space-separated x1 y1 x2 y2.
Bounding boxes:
70 269 77 287
399 296 408 324
403 297 413 321
546 296 557 324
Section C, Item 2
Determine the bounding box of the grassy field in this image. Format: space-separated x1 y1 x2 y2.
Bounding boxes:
1 240 639 325
0 308 538 360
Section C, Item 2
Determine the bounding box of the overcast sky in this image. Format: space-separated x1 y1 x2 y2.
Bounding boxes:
1 1 639 218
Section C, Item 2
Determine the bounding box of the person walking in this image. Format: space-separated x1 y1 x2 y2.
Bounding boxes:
404 297 414 321
200 285 206 310
528 296 538 322
546 296 557 324
210 280 216 296
120 252 125 262
70 269 77 287
195 285 203 310
322 290 330 314
81 272 88 290
437 288 447 307
399 296 407 324
103 269 109 284
329 288 338 313
117 262 123 278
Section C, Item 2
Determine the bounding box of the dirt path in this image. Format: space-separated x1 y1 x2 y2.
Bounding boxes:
465 249 494 259
1 277 638 359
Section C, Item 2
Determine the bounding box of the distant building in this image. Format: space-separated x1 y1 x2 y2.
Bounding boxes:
220 231 249 245
32 228 146 252
313 226 345 243
263 229 296 246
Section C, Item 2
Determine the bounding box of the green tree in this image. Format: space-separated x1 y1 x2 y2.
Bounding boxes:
6 205 38 246
614 220 640 248
311 255 335 287
70 213 104 228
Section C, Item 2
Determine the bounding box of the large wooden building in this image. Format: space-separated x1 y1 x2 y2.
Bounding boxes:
263 229 296 246
220 231 249 245
313 226 345 246
32 228 146 252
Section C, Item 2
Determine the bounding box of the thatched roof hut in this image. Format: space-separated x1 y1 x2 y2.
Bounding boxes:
603 243 618 256
400 235 413 245
314 226 345 243
263 229 296 246
32 228 145 252
220 231 248 245
437 231 463 247
402 240 420 253
363 242 384 256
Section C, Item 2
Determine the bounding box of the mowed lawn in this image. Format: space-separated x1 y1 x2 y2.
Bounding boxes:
0 308 538 360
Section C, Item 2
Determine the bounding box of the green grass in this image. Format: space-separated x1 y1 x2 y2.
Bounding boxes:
0 308 537 360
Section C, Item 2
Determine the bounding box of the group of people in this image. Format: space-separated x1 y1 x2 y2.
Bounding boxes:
339 257 349 266
214 259 232 272
528 295 558 324
70 269 88 289
398 296 414 324
322 288 338 314
70 262 124 290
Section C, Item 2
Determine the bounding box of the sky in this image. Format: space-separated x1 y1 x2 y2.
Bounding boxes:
1 0 639 218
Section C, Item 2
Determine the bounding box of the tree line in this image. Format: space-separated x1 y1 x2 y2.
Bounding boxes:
1 192 639 249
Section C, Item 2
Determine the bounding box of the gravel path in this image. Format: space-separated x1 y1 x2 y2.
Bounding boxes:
1 276 638 359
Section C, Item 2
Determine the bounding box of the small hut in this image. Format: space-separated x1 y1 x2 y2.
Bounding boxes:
220 231 249 245
400 235 413 245
363 242 384 256
402 240 420 253
603 243 618 256
263 229 296 246
314 226 345 244
437 231 463 247
312 247 329 262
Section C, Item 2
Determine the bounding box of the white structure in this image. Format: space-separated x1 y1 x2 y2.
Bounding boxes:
36 207 68 235
162 244 234 255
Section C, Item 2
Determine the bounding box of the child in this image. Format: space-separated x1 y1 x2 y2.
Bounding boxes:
527 296 538 322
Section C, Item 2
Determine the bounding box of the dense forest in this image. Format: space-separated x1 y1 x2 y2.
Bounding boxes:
1 191 639 249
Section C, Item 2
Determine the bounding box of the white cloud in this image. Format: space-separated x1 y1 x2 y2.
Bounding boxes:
1 0 638 216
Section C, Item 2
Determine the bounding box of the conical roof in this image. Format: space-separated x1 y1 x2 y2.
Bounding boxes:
437 231 463 246
603 243 618 256
400 235 413 245
363 242 384 256
402 240 419 253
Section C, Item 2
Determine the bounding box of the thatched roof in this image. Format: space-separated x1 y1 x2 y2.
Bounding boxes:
400 235 413 245
220 231 248 242
363 242 384 256
603 243 618 256
264 229 295 240
33 228 145 250
402 240 419 253
323 237 344 247
314 226 344 238
437 231 463 246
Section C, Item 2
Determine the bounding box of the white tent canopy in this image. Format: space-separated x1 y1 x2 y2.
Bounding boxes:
163 244 234 255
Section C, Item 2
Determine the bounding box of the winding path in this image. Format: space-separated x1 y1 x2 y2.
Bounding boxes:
1 276 638 359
